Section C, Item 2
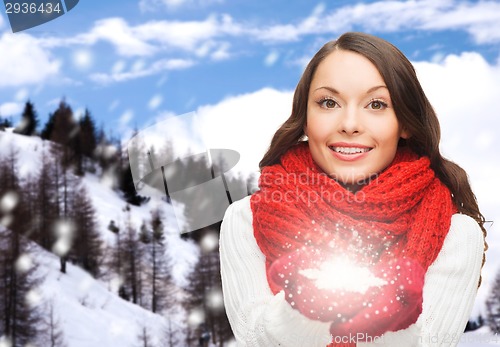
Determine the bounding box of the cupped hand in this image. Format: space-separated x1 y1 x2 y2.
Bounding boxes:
329 257 425 340
268 248 380 322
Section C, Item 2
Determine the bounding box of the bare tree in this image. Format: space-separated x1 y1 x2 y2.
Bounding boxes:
136 325 154 347
42 300 68 347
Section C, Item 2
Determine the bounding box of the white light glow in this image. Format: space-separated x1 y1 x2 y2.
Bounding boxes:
15 254 33 273
205 288 224 311
0 337 12 347
73 49 93 69
0 191 19 213
300 257 386 294
200 232 218 252
187 308 205 327
25 289 42 307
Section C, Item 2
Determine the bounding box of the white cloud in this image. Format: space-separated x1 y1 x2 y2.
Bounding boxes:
40 15 242 59
0 102 23 116
109 100 120 112
14 89 29 102
118 109 136 142
90 58 195 84
210 42 231 61
39 18 157 57
252 3 326 42
73 49 94 70
253 0 500 44
0 33 61 87
148 94 163 110
139 0 223 12
134 15 241 52
264 51 279 67
131 59 146 72
189 88 293 174
112 60 126 74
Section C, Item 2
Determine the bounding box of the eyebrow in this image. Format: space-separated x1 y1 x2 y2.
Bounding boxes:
313 85 388 94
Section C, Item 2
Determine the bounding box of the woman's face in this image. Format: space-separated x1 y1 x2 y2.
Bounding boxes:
306 49 408 187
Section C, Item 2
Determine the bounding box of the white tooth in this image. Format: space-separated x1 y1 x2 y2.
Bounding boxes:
332 146 369 154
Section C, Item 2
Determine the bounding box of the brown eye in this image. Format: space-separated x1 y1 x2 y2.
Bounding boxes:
320 99 337 108
368 100 387 110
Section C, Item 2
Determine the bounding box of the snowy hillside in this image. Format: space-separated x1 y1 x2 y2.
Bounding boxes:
0 130 214 347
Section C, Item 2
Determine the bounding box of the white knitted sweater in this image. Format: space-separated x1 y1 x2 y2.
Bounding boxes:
220 196 484 347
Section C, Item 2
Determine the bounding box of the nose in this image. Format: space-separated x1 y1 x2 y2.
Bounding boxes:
338 106 362 135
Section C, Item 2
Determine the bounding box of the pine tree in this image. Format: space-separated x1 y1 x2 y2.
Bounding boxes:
0 228 42 346
77 108 98 173
0 116 13 130
14 100 39 136
0 150 42 346
486 268 500 332
31 143 59 251
48 100 78 147
150 208 173 314
70 187 102 277
119 206 144 305
43 100 80 172
41 112 55 140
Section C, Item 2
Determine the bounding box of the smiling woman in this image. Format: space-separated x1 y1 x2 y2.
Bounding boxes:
220 32 487 347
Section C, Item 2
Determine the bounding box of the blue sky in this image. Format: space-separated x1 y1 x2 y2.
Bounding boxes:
1 0 500 314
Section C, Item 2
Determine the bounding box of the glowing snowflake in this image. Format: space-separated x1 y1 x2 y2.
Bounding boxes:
299 257 386 293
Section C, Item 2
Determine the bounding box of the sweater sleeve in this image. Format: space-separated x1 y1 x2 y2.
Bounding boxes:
359 213 485 347
220 196 332 347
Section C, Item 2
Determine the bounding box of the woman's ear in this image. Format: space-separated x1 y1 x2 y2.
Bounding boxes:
400 127 410 139
303 124 308 136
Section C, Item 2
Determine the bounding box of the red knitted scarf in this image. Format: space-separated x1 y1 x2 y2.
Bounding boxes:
251 142 456 346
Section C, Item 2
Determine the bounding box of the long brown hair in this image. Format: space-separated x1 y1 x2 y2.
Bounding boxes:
260 32 487 279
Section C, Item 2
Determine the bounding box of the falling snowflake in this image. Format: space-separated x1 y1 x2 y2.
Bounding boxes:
187 308 205 327
52 219 76 256
205 288 224 312
25 289 42 307
0 191 19 214
15 253 32 273
200 232 218 253
0 337 12 347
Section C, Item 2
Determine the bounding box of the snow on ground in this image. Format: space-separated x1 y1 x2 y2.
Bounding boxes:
34 247 177 347
0 131 203 346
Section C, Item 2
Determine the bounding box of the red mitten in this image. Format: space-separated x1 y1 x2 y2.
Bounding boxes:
329 257 425 341
268 249 376 322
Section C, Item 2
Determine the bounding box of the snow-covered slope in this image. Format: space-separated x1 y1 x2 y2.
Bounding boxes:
0 130 201 346
36 249 174 347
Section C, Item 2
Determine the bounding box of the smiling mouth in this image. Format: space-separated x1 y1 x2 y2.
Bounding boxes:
329 146 372 154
